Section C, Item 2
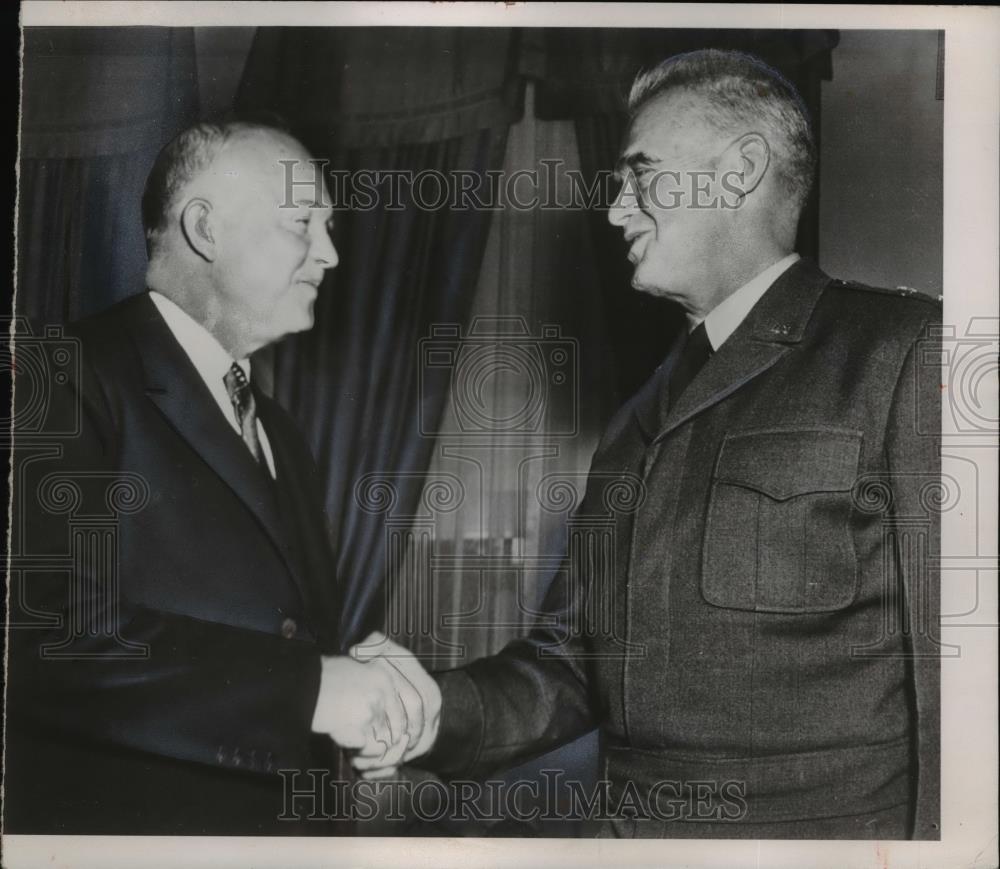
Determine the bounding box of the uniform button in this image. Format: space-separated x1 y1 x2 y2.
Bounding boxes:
280 617 298 639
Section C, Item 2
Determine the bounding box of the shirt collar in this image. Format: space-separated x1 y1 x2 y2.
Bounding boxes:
687 253 801 350
148 291 251 382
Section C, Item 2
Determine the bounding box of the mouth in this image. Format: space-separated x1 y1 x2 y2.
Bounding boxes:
625 232 648 264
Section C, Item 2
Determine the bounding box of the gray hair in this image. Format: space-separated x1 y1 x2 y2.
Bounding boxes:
628 49 816 210
141 119 290 250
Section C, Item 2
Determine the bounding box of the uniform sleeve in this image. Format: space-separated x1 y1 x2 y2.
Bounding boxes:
420 528 600 779
883 312 942 839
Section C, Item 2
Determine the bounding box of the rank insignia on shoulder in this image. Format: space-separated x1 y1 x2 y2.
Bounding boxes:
832 278 939 304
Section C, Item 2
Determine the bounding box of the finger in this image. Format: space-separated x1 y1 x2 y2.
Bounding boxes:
379 646 440 757
381 679 408 748
351 745 401 771
353 733 407 772
361 765 400 781
369 718 392 755
403 706 441 762
377 640 441 725
374 658 424 748
379 731 409 769
354 739 387 759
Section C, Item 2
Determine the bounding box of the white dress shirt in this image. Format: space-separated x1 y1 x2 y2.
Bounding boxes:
149 291 276 478
687 253 800 350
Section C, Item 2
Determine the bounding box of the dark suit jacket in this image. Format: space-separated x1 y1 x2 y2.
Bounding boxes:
5 292 347 835
424 260 941 839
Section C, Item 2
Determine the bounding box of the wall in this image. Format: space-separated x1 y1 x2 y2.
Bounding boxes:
818 29 944 294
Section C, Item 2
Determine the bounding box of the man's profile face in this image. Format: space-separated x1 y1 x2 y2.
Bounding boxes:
609 92 732 308
209 131 337 351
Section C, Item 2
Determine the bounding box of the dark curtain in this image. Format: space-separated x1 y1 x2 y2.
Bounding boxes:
537 29 839 401
18 28 199 325
236 29 519 646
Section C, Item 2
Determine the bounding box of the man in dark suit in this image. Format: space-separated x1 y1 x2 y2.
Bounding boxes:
361 49 941 839
5 122 438 835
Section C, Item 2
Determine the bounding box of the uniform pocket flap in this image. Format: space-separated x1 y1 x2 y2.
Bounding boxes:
714 428 863 501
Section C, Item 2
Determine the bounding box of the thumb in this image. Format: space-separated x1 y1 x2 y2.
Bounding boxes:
349 630 388 661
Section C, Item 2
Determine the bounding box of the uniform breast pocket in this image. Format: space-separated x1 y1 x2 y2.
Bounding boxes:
701 428 863 613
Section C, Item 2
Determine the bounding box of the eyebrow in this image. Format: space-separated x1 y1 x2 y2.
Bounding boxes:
614 151 657 179
289 199 335 228
286 202 335 231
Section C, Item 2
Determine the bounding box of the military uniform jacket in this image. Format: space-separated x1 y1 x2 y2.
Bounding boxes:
425 259 941 839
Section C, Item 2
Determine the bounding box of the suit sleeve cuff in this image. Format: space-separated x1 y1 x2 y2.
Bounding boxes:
417 667 485 778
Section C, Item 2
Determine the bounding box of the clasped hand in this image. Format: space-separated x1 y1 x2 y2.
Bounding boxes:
310 631 440 778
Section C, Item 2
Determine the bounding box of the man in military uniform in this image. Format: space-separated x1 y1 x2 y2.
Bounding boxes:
361 49 941 839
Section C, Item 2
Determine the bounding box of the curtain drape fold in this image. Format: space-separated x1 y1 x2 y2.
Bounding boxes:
236 27 524 149
236 30 514 645
18 28 199 324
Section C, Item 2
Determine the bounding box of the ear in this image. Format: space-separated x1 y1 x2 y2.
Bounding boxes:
179 197 217 262
727 132 771 199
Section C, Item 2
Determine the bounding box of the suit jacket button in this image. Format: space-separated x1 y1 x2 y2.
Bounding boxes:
281 617 298 639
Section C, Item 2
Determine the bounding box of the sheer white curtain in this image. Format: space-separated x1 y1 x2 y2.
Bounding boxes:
389 84 617 667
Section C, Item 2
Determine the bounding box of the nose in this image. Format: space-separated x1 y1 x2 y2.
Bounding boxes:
313 226 339 270
608 174 639 228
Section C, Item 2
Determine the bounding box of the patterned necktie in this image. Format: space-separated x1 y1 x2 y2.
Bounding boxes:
223 362 264 465
667 321 714 409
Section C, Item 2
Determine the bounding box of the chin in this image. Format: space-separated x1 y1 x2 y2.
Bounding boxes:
285 301 316 330
631 274 669 300
630 261 677 300
285 318 313 337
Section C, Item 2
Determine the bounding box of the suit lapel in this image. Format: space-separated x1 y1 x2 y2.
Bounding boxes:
254 392 338 633
126 294 302 587
637 259 833 444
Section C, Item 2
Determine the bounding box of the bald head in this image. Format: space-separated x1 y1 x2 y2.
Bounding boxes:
142 122 315 253
142 122 338 358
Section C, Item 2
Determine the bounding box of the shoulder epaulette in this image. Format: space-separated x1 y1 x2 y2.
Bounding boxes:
828 278 941 305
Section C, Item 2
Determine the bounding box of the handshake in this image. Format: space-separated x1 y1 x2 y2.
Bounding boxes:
310 631 441 779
